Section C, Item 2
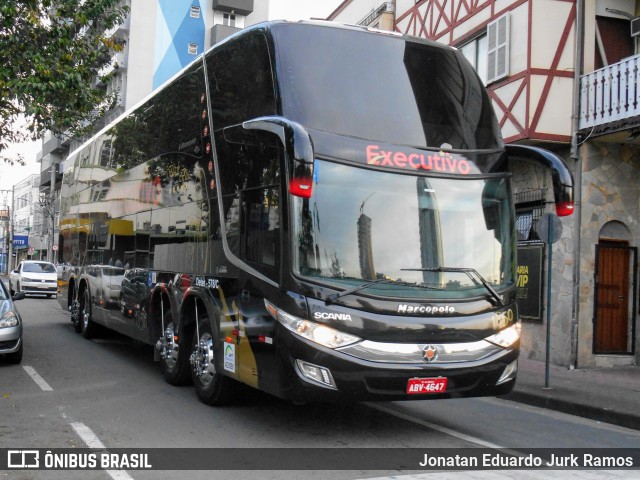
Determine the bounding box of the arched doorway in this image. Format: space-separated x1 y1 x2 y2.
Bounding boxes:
593 221 636 354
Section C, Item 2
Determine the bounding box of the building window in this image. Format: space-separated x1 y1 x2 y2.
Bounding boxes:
515 189 546 242
188 43 198 55
190 5 201 18
223 13 236 27
486 13 510 83
460 34 488 85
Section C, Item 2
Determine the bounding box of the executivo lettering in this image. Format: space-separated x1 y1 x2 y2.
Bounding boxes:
398 304 455 314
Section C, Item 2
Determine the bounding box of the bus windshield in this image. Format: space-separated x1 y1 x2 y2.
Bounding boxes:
293 161 515 300
274 23 502 151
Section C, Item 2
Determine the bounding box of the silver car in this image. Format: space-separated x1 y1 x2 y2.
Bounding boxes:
0 279 25 364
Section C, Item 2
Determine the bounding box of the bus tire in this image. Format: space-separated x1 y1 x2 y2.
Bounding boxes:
159 321 192 386
71 298 82 333
191 320 238 406
80 288 95 339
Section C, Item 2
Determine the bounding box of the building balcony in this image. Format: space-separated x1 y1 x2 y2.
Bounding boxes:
211 24 241 44
211 0 253 16
42 133 70 157
39 161 63 190
580 54 640 136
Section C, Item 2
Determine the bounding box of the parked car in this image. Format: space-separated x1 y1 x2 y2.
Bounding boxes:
9 260 58 298
0 279 25 364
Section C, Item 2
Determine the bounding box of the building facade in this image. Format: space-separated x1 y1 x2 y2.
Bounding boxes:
36 0 261 268
10 175 45 265
329 0 640 368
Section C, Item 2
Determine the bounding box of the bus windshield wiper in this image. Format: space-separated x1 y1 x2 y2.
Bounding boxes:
325 278 394 305
325 277 440 305
401 267 504 306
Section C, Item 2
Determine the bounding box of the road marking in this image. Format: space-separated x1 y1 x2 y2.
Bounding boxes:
366 403 505 449
22 366 53 391
70 422 135 480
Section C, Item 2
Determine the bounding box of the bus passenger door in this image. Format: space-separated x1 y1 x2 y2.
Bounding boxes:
232 183 282 391
215 127 283 392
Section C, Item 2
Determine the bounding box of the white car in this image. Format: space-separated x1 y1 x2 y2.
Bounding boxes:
9 260 58 298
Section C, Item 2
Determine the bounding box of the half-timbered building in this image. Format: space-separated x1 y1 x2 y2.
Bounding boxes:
329 0 640 369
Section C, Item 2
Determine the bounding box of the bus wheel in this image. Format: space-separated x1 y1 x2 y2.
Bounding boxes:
80 289 95 339
71 298 82 333
190 320 238 406
158 321 191 386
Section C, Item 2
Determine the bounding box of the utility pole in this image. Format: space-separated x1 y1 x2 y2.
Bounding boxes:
49 159 56 262
0 189 11 274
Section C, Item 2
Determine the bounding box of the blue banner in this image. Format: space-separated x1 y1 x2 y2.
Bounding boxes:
13 235 29 249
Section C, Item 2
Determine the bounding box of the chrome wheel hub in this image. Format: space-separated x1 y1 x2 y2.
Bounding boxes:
157 323 179 368
190 332 215 386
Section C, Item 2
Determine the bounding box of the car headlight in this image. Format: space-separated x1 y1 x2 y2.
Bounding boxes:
0 311 19 328
485 322 521 348
265 300 361 349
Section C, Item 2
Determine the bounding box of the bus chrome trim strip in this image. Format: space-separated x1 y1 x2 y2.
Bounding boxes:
337 339 503 364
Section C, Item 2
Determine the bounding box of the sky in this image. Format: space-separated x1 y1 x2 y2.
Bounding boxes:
0 0 345 195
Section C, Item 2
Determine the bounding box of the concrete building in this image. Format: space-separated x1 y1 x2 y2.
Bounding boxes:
9 175 45 266
328 0 640 369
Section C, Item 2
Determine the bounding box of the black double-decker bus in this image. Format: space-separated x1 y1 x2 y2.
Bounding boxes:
57 21 573 404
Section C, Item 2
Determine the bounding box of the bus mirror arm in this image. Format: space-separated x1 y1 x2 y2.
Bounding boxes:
504 144 575 216
243 116 315 198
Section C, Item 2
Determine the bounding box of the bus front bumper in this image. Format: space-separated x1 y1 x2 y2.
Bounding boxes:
279 331 519 403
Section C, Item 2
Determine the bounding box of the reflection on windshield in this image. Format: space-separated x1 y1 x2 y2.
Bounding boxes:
294 161 514 300
23 263 56 273
275 23 502 150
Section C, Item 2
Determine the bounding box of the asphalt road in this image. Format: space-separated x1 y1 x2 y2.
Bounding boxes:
2 294 639 480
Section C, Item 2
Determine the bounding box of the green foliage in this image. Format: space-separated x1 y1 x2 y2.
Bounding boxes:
0 0 129 164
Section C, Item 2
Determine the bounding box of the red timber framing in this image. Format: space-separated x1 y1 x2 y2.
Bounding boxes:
395 0 575 143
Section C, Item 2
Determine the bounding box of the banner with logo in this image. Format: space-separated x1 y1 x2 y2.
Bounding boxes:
516 243 544 322
12 235 29 250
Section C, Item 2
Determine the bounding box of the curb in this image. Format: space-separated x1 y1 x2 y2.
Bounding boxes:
505 390 640 432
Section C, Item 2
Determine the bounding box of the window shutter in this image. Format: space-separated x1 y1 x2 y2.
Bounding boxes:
487 14 510 83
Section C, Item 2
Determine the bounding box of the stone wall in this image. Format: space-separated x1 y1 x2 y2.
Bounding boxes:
577 142 640 367
509 148 578 366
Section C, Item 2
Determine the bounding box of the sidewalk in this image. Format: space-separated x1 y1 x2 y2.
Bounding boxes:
505 356 640 431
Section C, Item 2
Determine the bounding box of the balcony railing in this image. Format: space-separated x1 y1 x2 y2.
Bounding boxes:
580 54 640 131
359 2 395 27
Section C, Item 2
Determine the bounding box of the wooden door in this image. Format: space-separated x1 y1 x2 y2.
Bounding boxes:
594 243 636 353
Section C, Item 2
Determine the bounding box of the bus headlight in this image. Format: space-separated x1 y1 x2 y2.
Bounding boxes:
485 322 521 348
265 300 361 349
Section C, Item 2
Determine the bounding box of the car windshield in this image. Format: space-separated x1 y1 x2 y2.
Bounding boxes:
293 160 515 300
23 263 56 273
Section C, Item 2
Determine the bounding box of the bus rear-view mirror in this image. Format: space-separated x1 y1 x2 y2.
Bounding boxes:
243 116 315 198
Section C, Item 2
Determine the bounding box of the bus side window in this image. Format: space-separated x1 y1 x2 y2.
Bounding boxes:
206 31 280 280
215 132 281 280
205 32 276 130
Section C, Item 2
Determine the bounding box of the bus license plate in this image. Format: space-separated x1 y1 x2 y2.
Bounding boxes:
406 377 447 395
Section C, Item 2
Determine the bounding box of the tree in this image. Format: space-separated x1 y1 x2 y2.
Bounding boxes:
0 0 129 164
